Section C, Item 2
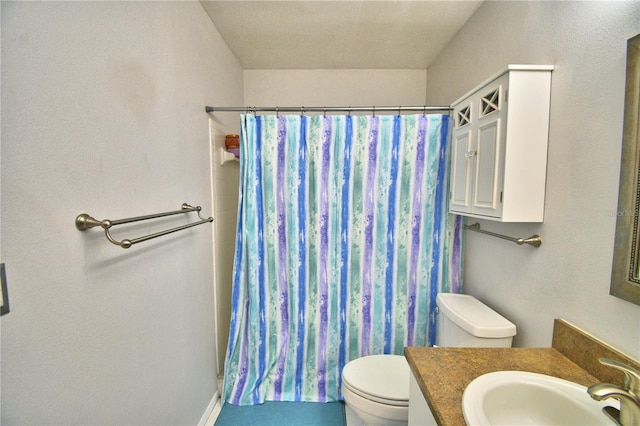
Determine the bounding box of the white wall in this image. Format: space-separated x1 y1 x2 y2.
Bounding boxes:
244 69 427 108
426 1 640 358
0 2 243 424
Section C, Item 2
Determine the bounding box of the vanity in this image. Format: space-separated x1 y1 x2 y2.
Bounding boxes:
405 319 640 425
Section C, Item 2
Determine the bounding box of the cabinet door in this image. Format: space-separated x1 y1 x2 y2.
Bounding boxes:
450 104 474 214
450 129 473 213
449 77 506 219
472 117 502 216
408 372 438 425
471 79 506 218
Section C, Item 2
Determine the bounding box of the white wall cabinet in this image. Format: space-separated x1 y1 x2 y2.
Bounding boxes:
449 65 553 222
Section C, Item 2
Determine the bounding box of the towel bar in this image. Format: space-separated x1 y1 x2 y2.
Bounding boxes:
463 223 542 248
76 203 213 249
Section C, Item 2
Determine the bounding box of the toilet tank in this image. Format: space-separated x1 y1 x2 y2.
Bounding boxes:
436 293 516 347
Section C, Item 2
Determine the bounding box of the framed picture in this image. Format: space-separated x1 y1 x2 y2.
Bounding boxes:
611 33 640 306
1 263 9 316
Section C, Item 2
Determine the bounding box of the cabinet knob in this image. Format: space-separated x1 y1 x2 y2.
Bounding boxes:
465 151 477 158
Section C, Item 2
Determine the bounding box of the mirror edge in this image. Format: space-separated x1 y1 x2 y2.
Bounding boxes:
611 33 640 305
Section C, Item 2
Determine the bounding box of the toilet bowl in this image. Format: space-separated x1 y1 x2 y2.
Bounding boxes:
341 293 516 425
342 354 409 426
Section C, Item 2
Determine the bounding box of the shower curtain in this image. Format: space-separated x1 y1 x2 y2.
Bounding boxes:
223 113 462 405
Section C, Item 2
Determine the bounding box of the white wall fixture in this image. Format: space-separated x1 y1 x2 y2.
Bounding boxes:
209 119 241 377
449 65 553 222
220 148 239 165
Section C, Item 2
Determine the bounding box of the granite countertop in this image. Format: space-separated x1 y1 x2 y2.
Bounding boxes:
404 347 600 425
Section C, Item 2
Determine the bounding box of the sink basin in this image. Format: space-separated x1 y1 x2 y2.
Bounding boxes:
462 371 618 425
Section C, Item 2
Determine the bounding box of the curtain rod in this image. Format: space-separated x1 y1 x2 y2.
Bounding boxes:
205 105 451 114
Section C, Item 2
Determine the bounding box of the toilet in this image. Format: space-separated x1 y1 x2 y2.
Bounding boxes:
341 293 517 425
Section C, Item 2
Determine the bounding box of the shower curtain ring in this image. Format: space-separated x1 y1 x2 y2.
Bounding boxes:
423 105 427 117
301 106 305 116
372 106 376 117
398 105 402 116
323 106 326 117
276 106 279 117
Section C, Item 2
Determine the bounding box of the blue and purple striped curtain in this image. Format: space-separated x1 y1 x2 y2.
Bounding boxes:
223 114 462 405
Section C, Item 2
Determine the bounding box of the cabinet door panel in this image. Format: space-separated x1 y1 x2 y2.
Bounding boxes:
450 131 473 212
474 119 501 216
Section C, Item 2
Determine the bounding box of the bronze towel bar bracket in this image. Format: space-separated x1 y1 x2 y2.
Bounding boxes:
76 203 213 249
463 223 542 248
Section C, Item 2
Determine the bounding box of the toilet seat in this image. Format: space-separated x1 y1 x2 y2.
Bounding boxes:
341 354 410 406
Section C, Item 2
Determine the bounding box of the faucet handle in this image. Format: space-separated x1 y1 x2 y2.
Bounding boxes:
599 358 640 395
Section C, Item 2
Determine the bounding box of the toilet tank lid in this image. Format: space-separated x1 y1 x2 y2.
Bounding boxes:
437 293 516 338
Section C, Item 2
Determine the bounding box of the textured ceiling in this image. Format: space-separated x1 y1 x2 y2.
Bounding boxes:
200 1 483 69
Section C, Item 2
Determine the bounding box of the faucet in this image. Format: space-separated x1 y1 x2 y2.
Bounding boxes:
587 358 640 426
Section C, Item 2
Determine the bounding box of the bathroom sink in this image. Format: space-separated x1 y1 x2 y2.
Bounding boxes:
462 371 618 425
